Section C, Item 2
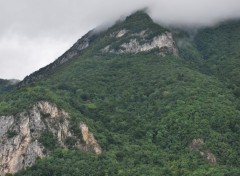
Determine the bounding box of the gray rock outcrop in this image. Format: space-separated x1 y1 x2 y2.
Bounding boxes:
188 138 217 164
0 101 101 176
102 30 178 56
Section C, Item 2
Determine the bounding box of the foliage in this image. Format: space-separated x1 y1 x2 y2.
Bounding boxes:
7 130 17 138
0 12 240 175
0 79 17 95
39 132 57 150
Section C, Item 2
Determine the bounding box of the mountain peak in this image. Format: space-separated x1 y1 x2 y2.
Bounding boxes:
18 10 177 87
1 9 240 176
100 10 177 56
124 10 153 24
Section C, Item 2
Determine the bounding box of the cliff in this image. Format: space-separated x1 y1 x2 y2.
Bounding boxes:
0 101 101 176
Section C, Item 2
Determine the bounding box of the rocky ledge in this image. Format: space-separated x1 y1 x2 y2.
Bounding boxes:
101 29 178 56
0 101 101 176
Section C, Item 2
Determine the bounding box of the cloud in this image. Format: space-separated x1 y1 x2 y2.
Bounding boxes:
0 0 240 79
149 0 240 27
0 33 71 79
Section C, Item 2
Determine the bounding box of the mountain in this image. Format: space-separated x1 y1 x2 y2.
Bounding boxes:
18 30 99 87
0 11 240 175
0 79 19 95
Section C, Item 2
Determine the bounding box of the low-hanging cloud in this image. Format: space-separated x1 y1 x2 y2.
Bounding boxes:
150 0 240 27
1 0 240 79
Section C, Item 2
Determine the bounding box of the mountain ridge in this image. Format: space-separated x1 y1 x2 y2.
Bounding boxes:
0 11 240 175
0 79 19 95
18 30 99 87
18 11 174 87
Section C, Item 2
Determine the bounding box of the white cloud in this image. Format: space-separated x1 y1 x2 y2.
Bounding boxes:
0 33 72 79
0 0 240 79
150 0 240 27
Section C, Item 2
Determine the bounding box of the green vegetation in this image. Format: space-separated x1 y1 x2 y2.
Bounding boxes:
0 79 17 95
1 12 240 175
39 132 57 150
7 130 17 138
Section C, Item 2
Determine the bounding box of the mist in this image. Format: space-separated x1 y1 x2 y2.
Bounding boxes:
1 0 240 79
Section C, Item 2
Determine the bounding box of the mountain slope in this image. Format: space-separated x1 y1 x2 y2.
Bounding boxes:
0 101 101 175
0 11 240 175
18 30 99 87
0 79 19 95
176 20 240 96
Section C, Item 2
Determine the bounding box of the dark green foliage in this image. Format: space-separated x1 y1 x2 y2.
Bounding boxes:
40 112 51 118
39 132 57 150
65 137 77 147
1 12 240 175
7 130 17 138
233 88 240 97
0 79 18 95
5 174 14 176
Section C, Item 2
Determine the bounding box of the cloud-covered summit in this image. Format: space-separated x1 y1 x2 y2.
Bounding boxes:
1 0 240 79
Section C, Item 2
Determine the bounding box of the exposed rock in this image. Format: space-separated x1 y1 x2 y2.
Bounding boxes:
0 101 101 176
79 123 102 155
102 32 178 56
110 29 128 38
101 45 111 53
116 29 128 38
131 30 147 38
188 138 217 164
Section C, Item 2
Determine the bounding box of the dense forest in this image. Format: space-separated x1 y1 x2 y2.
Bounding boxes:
1 12 240 175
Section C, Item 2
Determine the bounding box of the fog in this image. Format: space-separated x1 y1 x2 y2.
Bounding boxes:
1 0 240 79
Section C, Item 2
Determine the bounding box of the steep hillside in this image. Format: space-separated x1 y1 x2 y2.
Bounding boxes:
176 20 240 98
0 11 240 176
0 79 19 95
0 101 101 175
194 20 240 99
18 30 99 87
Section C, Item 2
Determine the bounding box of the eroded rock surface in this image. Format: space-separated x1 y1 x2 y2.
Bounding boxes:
102 30 178 56
79 123 102 155
116 29 128 38
189 138 217 164
0 101 101 176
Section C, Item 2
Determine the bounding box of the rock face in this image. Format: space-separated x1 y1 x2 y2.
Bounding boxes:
18 30 98 87
188 138 217 164
79 123 102 155
116 30 127 38
0 101 101 176
102 30 178 56
18 13 178 88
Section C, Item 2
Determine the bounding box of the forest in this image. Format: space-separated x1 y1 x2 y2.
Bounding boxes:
1 12 240 175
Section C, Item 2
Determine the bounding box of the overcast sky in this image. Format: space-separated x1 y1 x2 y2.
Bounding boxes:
1 0 240 80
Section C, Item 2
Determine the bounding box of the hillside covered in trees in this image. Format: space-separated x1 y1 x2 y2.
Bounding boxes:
1 11 240 175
